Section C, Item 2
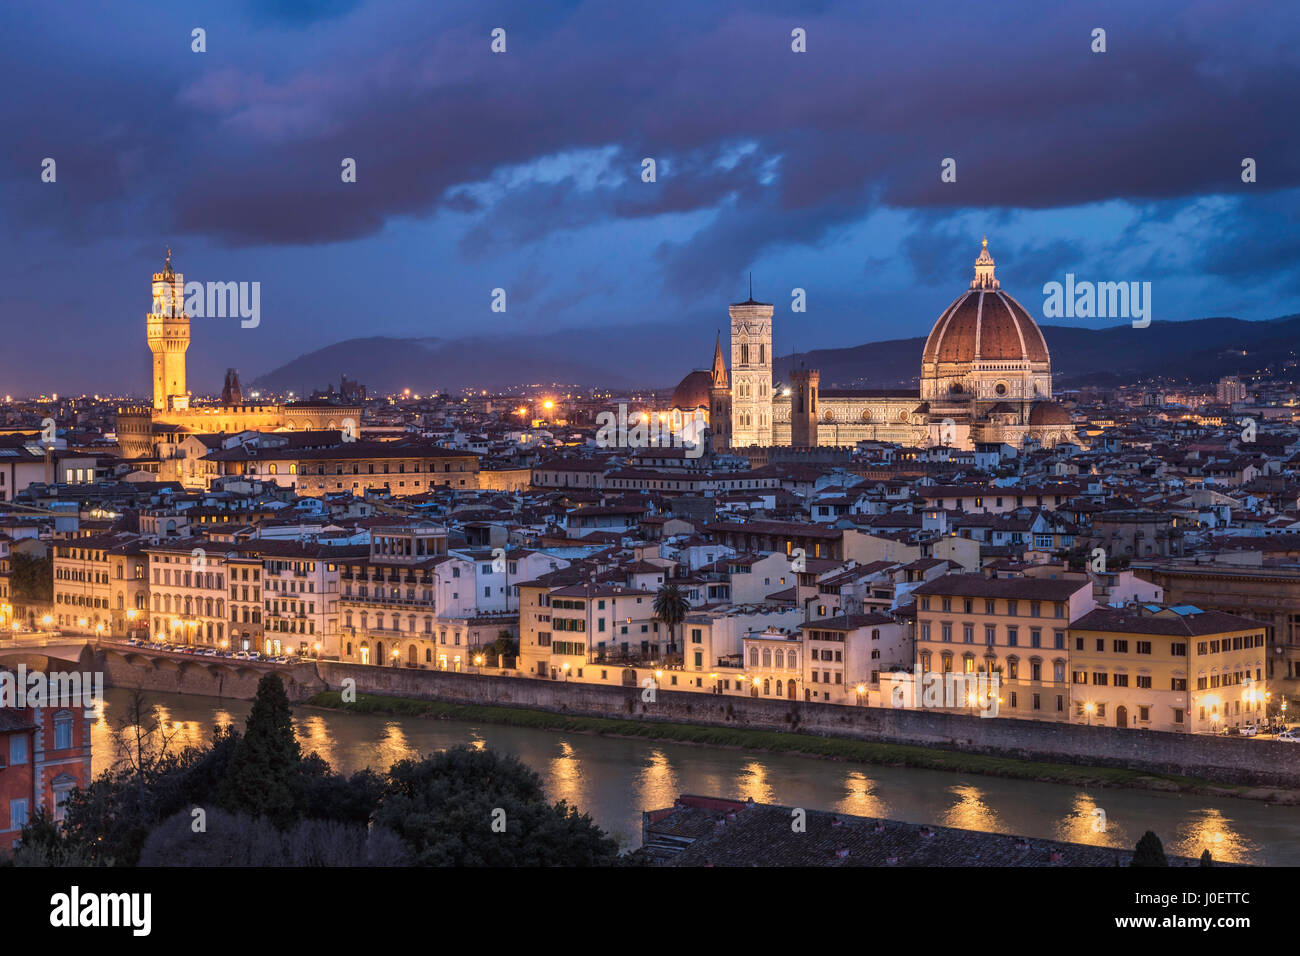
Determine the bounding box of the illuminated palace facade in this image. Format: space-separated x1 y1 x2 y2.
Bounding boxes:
665 242 1077 452
117 253 361 459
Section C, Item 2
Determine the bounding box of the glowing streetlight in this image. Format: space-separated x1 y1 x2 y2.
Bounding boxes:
1084 700 1096 726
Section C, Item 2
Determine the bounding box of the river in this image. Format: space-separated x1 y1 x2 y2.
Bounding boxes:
89 687 1300 863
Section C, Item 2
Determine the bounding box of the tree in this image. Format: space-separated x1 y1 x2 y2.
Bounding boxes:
1199 849 1214 867
217 673 302 827
373 745 624 866
1130 830 1169 867
10 552 53 603
653 583 690 656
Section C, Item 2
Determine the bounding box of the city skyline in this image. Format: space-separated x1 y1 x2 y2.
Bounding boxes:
2 0 1299 394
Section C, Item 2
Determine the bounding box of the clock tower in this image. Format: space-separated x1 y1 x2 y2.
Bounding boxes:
147 249 190 412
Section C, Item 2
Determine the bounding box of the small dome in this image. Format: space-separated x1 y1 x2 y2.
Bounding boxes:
1029 402 1071 425
671 369 713 409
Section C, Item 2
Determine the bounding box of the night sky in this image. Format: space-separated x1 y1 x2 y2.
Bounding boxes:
1 0 1297 396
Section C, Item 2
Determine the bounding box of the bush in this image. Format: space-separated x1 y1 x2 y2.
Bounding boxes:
373 746 624 866
138 808 410 866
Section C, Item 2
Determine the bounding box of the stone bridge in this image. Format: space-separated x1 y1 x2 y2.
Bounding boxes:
86 641 328 701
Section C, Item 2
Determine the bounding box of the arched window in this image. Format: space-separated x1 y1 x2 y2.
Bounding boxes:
761 648 772 668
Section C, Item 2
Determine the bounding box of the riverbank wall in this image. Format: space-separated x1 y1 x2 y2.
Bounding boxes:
309 661 1300 790
86 644 1300 789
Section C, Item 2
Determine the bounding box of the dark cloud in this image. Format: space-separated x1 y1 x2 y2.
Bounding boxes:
0 0 1297 392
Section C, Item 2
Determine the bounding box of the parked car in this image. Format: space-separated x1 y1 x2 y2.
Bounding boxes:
1277 728 1300 742
1240 724 1259 737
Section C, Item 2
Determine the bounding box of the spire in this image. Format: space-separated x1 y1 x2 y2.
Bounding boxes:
749 271 753 300
971 237 999 290
712 330 729 389
163 246 175 279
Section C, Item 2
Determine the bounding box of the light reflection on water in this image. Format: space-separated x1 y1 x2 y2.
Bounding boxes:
89 689 1297 860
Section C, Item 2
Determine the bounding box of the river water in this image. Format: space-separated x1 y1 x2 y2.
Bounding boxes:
89 687 1300 863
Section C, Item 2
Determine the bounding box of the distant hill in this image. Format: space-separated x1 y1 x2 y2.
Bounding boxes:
252 315 1300 395
250 334 649 395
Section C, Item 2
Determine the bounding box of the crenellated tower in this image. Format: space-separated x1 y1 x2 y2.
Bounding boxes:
147 249 190 412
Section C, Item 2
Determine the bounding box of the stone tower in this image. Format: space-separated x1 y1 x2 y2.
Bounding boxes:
709 332 732 452
789 367 820 448
221 368 244 406
147 250 190 412
729 278 773 448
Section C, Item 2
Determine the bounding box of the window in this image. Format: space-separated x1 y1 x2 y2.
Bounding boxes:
10 798 29 829
53 714 73 750
9 735 28 765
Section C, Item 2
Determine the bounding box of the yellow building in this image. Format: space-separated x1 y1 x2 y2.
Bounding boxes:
913 575 1093 721
1068 605 1268 733
52 533 148 637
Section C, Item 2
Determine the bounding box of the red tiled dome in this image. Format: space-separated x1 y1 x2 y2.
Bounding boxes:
922 289 1050 365
671 369 714 410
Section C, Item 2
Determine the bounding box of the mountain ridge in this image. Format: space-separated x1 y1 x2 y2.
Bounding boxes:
250 314 1300 394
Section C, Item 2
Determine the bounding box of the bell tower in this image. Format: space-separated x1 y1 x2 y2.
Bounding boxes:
147 249 190 412
729 275 773 448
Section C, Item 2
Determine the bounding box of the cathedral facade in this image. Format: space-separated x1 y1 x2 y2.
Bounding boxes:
666 241 1076 452
117 253 362 459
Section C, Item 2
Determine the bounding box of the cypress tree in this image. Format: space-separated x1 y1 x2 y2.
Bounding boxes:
1130 830 1169 867
218 673 302 827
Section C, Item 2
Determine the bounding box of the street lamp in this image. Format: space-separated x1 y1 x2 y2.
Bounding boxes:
561 661 571 682
1084 701 1095 727
856 683 867 706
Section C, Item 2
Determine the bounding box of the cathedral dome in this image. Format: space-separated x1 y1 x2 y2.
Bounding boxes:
1028 401 1071 425
922 240 1049 365
670 369 714 409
